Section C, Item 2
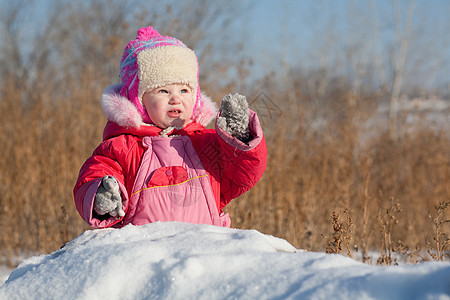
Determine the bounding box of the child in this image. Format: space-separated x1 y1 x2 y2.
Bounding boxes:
73 26 267 228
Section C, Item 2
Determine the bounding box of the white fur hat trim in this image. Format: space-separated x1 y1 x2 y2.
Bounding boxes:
137 46 198 103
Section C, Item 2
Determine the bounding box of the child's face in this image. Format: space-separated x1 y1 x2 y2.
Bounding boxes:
142 83 194 129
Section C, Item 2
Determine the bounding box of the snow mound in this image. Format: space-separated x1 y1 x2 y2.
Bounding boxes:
1 222 450 299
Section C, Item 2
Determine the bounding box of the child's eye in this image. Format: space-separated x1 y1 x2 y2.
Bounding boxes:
180 89 190 94
159 89 168 94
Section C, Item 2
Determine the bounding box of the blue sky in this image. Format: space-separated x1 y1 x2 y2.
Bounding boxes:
1 0 449 94
236 0 450 91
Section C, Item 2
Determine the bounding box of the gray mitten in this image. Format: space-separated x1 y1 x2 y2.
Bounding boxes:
217 93 251 142
94 176 125 217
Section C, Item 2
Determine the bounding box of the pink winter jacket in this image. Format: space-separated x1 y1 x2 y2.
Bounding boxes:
73 84 267 228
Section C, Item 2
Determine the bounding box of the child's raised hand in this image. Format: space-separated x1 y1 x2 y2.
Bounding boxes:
94 176 125 218
217 93 251 142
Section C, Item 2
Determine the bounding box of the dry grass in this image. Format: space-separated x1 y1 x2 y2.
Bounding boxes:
1 73 449 267
0 75 104 266
427 200 450 261
225 89 450 263
322 208 355 257
376 198 402 265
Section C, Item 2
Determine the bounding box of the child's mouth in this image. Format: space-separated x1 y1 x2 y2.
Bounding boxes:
167 110 182 118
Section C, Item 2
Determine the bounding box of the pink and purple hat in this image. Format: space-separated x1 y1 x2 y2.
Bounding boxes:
119 27 201 124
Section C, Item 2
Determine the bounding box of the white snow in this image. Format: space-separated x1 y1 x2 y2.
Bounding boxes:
1 222 449 300
0 266 11 288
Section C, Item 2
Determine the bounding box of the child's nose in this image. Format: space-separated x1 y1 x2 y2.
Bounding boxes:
169 94 181 104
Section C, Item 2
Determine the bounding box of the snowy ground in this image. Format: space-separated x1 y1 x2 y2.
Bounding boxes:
1 222 449 300
0 266 11 287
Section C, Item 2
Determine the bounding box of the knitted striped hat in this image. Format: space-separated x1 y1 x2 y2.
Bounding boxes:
119 26 200 124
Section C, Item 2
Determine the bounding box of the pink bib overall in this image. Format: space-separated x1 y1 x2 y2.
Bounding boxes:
124 136 230 227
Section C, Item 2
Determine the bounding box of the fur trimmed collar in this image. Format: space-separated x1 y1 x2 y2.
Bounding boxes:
100 83 217 129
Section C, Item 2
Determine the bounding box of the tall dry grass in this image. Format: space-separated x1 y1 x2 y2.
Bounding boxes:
1 66 449 267
226 89 450 262
0 74 106 266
